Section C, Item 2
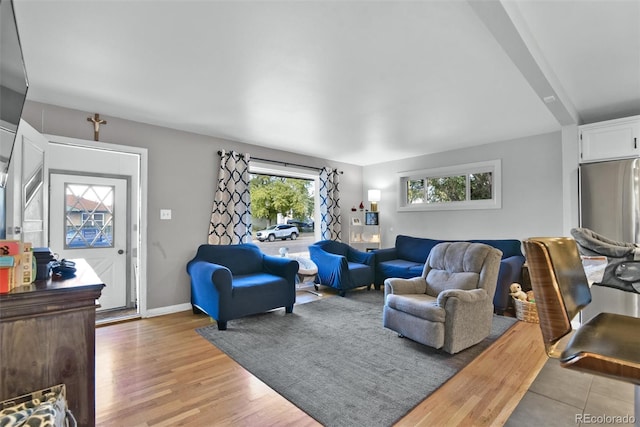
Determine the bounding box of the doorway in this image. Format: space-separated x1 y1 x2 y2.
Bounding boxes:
46 137 147 323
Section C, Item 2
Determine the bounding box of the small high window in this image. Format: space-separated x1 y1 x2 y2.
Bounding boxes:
398 160 501 211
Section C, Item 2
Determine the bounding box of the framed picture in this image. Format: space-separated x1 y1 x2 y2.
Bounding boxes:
351 217 361 225
365 212 379 226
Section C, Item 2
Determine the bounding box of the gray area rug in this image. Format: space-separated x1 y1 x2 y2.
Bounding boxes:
196 290 517 427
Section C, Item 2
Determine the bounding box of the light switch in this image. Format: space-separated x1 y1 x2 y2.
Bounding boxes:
160 209 172 220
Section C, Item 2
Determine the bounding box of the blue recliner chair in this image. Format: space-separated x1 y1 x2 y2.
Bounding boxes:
186 243 298 330
309 240 375 296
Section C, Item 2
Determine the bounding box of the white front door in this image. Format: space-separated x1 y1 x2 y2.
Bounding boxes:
49 174 128 311
5 120 48 246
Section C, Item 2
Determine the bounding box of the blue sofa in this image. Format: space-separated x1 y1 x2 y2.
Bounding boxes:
186 243 298 330
374 235 525 314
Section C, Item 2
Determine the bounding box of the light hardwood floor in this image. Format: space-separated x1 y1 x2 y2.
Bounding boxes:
95 290 547 426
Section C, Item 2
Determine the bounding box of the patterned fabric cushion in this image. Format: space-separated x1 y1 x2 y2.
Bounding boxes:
0 385 68 427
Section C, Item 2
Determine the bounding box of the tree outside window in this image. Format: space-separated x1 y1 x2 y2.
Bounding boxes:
399 160 500 211
250 174 313 225
427 175 466 203
470 172 492 200
407 179 425 204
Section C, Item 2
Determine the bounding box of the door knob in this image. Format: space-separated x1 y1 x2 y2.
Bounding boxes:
118 249 124 255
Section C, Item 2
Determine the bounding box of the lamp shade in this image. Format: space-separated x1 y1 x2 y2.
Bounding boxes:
368 189 381 212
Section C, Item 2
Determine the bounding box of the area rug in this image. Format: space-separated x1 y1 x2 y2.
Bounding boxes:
196 290 517 427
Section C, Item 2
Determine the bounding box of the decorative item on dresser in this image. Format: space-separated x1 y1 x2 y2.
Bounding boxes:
348 211 381 252
0 259 105 427
365 211 379 225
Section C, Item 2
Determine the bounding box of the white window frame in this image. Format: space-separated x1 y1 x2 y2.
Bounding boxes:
81 212 105 227
397 159 501 211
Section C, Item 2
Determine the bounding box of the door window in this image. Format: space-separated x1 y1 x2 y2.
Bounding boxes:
64 183 115 249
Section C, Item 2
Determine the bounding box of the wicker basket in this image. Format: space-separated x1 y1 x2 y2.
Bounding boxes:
513 297 539 323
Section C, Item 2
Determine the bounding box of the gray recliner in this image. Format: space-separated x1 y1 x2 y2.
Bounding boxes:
382 242 502 354
570 227 640 294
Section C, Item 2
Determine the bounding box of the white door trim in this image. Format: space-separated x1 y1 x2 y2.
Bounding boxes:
44 135 148 317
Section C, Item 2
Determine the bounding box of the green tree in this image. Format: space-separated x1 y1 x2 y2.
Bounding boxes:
470 172 492 200
250 175 313 224
427 175 466 202
406 179 425 204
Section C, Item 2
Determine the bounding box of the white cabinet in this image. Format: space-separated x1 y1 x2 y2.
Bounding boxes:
348 212 381 251
579 115 640 163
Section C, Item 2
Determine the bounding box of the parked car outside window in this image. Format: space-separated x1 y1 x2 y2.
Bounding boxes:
286 219 314 232
256 224 299 242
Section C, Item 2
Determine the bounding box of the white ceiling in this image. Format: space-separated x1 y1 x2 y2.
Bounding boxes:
13 0 640 166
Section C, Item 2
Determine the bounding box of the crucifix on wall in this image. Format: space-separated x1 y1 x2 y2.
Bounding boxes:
87 113 107 141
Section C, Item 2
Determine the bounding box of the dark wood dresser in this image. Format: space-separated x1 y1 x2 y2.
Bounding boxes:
0 259 105 427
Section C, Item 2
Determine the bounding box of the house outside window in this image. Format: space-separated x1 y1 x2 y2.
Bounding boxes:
65 184 114 248
81 212 105 228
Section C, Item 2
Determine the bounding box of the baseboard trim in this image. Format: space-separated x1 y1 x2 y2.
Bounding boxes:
144 303 192 318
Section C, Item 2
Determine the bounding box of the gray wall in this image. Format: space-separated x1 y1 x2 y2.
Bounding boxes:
20 100 567 310
22 100 363 310
362 131 564 247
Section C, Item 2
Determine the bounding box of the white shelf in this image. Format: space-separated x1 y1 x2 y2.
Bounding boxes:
348 212 381 251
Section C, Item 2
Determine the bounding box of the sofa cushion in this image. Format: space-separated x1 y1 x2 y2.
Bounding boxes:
347 262 375 288
395 235 441 264
195 244 264 276
386 293 444 322
470 239 523 259
232 273 289 298
426 270 480 294
378 259 424 280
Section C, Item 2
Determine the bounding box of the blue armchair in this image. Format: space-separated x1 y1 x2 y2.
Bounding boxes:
308 240 375 296
186 243 298 330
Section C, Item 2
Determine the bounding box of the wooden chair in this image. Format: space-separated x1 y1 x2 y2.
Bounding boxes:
523 237 640 419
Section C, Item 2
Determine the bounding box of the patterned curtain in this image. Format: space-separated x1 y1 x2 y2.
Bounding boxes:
208 150 252 244
319 167 341 241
